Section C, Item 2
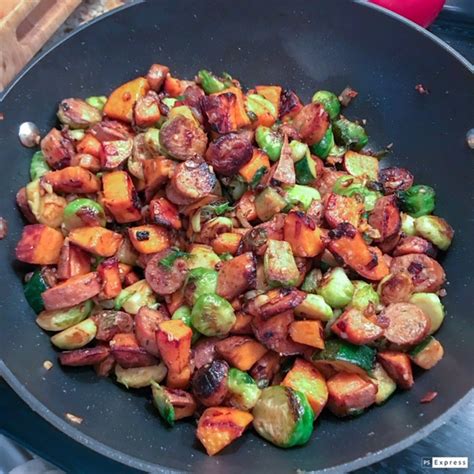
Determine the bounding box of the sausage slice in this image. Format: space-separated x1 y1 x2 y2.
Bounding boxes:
166 158 217 205
42 272 100 310
368 195 401 242
145 249 188 295
205 133 253 176
381 302 430 347
390 253 445 292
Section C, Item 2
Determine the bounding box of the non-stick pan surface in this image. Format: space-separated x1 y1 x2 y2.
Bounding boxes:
0 1 473 472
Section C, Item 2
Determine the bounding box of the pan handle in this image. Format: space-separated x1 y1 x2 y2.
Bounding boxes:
0 0 82 92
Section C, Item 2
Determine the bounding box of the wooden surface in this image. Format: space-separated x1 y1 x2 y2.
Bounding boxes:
0 0 81 91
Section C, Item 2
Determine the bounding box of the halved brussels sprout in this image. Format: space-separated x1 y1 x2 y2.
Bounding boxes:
264 239 300 288
85 95 107 111
115 363 167 389
295 294 333 321
191 293 236 337
197 70 228 94
409 293 445 334
255 187 287 221
246 94 277 121
36 300 93 332
57 98 102 129
30 151 50 181
114 280 157 315
50 318 97 350
63 198 106 230
310 125 335 159
227 368 261 411
252 386 314 448
351 281 380 311
397 185 435 218
312 90 340 120
301 268 323 294
333 118 368 151
332 176 380 211
400 212 417 236
415 215 453 251
255 126 283 161
289 140 310 162
317 267 354 309
285 185 321 211
186 268 218 305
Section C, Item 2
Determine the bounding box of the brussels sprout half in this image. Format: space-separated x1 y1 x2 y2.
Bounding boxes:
252 386 314 448
317 267 354 309
191 293 236 337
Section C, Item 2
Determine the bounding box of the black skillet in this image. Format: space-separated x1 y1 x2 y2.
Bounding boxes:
0 0 473 472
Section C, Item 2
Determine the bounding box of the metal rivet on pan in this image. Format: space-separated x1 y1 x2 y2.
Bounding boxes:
467 129 474 149
18 122 41 147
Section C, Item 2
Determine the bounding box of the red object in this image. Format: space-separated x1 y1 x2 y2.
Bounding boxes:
369 0 446 28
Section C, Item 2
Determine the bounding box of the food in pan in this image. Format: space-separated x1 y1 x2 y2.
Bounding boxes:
15 64 453 455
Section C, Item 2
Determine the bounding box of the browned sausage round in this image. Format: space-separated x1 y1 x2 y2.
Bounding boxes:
90 120 132 141
252 311 306 355
59 346 110 366
378 167 414 194
393 236 437 258
92 310 134 342
145 249 188 295
324 192 363 228
166 158 217 205
192 359 229 407
146 64 170 91
292 103 330 145
377 232 401 254
390 253 445 292
135 306 170 356
249 351 281 388
368 195 401 242
182 84 205 123
279 89 303 121
159 115 208 161
40 128 75 169
381 302 430 347
331 307 383 345
378 272 414 305
191 337 220 370
205 133 253 176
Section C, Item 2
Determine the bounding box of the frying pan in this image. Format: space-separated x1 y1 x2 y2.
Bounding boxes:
0 0 473 472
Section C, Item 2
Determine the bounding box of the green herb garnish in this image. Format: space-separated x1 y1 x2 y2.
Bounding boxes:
250 166 268 189
159 249 189 269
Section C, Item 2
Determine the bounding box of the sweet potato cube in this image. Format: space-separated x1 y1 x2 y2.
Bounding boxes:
282 359 328 417
230 312 253 335
197 407 253 456
212 232 242 256
102 171 141 223
42 166 100 194
284 211 324 258
57 240 91 280
97 257 122 299
68 226 123 257
128 225 170 254
156 320 192 374
16 224 64 264
328 223 389 281
377 350 414 389
239 149 270 183
289 320 325 349
149 197 181 230
215 336 268 371
326 372 377 417
77 133 102 157
103 77 149 123
216 252 256 300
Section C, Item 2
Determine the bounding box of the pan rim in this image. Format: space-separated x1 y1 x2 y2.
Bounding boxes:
0 0 473 471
